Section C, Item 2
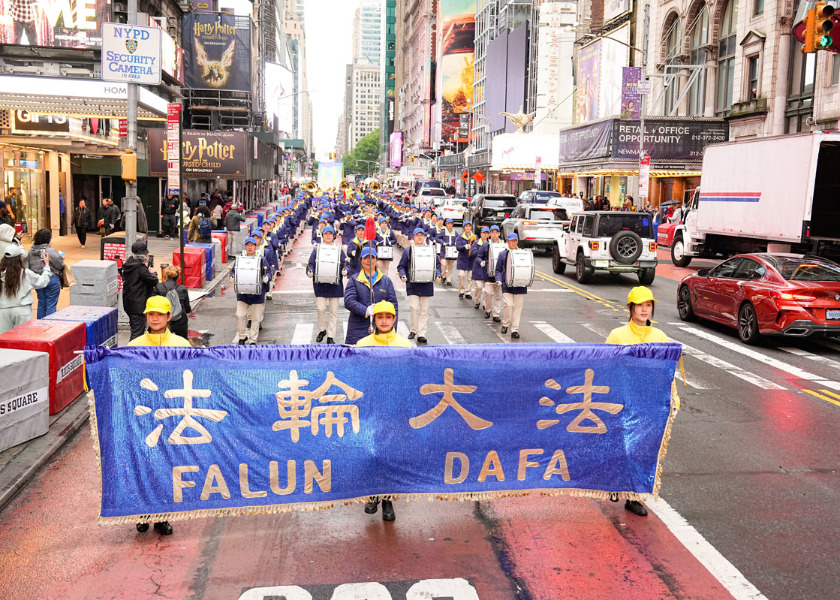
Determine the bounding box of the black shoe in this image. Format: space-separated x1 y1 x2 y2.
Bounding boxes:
136 523 149 533
501 326 509 334
326 337 335 344
625 500 648 517
238 338 246 345
493 316 501 323
153 521 173 535
447 282 453 287
316 330 327 343
364 499 379 514
408 332 416 340
459 293 464 298
474 303 480 310
381 500 395 521
465 294 472 300
484 311 491 319
511 331 520 339
417 336 427 344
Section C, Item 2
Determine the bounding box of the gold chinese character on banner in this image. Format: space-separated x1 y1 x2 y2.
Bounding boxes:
410 368 493 430
537 369 622 434
134 370 228 447
272 370 363 442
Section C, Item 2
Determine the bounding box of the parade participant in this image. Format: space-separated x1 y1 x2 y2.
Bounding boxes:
340 211 358 250
0 245 50 334
311 218 328 245
307 226 345 344
494 233 527 338
470 226 490 310
397 228 441 344
344 247 398 345
439 218 458 286
605 286 681 517
231 237 270 345
345 222 368 279
375 217 397 276
154 265 191 339
455 221 476 299
479 225 503 321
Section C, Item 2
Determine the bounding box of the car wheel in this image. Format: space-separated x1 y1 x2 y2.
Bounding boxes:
609 231 644 264
671 237 692 267
637 267 656 285
738 302 761 345
552 246 566 274
677 285 695 321
576 253 593 284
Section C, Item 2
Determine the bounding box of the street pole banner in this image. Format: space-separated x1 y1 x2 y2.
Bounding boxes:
84 344 680 524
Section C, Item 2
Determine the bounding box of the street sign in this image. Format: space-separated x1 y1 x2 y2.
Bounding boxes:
101 23 162 85
637 80 651 95
166 103 181 196
639 156 651 198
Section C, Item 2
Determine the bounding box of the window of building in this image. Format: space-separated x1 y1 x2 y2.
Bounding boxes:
754 0 764 15
717 0 737 111
664 16 682 115
832 54 840 86
747 55 759 99
688 4 709 115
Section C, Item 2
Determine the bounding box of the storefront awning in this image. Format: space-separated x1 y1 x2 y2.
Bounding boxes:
0 75 168 120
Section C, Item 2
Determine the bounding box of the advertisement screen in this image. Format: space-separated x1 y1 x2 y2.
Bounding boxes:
389 131 403 168
182 13 251 92
439 0 475 143
0 0 111 48
265 61 294 136
576 40 600 123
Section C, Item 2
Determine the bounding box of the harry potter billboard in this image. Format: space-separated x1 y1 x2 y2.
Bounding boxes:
149 128 247 178
182 13 251 92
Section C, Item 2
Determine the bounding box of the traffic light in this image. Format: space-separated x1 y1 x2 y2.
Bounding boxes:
814 1 835 49
409 155 415 162
802 6 817 53
120 149 137 183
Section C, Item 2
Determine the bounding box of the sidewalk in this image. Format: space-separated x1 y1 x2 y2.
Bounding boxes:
1 231 232 512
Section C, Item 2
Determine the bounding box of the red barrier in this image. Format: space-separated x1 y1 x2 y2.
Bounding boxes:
173 247 206 289
211 232 229 263
0 320 86 414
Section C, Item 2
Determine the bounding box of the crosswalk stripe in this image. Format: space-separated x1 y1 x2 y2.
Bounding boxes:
291 323 313 345
531 321 575 344
436 322 467 345
397 321 411 341
779 347 840 390
485 321 509 343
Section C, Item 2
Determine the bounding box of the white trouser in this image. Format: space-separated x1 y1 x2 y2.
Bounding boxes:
458 269 472 294
378 259 392 276
0 305 32 335
441 259 456 282
502 293 525 331
484 281 502 317
408 295 430 336
316 296 339 337
472 277 484 305
236 301 266 343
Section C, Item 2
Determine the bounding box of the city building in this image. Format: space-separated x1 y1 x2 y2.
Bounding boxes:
343 0 384 154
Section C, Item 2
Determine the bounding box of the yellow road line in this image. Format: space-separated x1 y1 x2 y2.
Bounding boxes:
536 270 622 309
802 388 840 408
820 389 840 401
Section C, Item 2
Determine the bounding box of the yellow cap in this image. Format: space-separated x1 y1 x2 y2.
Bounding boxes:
144 295 172 314
627 286 657 305
371 300 396 316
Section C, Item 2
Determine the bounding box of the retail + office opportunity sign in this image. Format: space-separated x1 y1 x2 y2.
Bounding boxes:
101 23 162 85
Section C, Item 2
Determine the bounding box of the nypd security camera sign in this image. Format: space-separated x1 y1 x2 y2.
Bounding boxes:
101 23 162 85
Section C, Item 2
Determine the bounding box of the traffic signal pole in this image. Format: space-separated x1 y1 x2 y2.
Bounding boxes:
124 0 138 254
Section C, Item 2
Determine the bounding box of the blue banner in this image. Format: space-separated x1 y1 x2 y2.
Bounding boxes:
85 344 680 523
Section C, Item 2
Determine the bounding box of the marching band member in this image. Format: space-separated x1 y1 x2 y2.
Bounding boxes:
479 225 503 322
470 226 490 310
307 225 345 344
345 222 368 279
439 218 458 286
375 217 397 276
231 236 270 345
311 218 327 245
344 247 398 345
455 221 476 299
494 233 526 338
397 228 441 344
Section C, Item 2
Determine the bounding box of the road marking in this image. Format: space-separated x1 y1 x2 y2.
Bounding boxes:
812 337 840 352
779 347 840 388
397 321 412 342
675 326 840 390
291 323 313 345
437 322 467 345
535 270 622 310
485 321 509 343
531 321 575 344
802 388 840 408
648 498 768 600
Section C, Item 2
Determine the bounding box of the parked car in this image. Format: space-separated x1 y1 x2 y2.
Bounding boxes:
416 187 447 208
677 253 840 344
413 179 443 194
501 204 569 253
436 198 469 224
553 211 658 284
465 194 517 228
517 189 564 205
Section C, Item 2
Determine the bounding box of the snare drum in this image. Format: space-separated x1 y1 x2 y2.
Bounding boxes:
377 244 394 261
505 249 535 288
314 244 342 285
234 256 263 295
444 245 458 260
487 242 507 277
410 245 436 283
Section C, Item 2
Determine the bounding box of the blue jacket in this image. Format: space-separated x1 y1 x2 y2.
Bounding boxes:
471 239 489 281
456 233 477 271
375 229 397 253
263 243 279 274
307 245 346 298
345 237 370 279
397 245 441 297
439 228 459 259
495 249 528 295
341 218 358 245
344 269 398 345
232 256 269 304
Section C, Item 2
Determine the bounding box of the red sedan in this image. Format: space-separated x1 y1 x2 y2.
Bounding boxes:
677 253 840 344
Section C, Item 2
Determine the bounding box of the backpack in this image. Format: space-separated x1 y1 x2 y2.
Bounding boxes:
199 216 212 238
157 283 183 320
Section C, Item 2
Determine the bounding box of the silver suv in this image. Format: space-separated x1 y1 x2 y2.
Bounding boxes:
553 211 658 284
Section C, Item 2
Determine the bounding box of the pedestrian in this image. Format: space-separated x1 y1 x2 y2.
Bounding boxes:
397 228 440 344
455 222 476 299
153 265 191 339
344 247 398 345
160 194 179 239
58 191 66 236
0 223 25 259
224 203 246 258
494 233 527 339
188 205 213 243
74 199 92 248
307 225 345 344
0 201 11 226
105 198 121 233
605 286 681 517
121 241 159 341
27 229 63 318
231 237 269 345
0 245 51 334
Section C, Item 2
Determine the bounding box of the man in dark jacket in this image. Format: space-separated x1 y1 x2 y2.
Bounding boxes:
105 198 121 233
122 241 160 340
161 194 180 239
74 199 92 248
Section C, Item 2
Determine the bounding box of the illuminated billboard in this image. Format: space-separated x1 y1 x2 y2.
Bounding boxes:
439 0 475 143
0 0 112 48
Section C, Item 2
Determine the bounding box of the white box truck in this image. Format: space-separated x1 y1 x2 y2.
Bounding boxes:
670 132 840 266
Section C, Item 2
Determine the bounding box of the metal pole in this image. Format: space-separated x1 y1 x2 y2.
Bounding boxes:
125 0 138 254
178 106 185 278
638 4 650 202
